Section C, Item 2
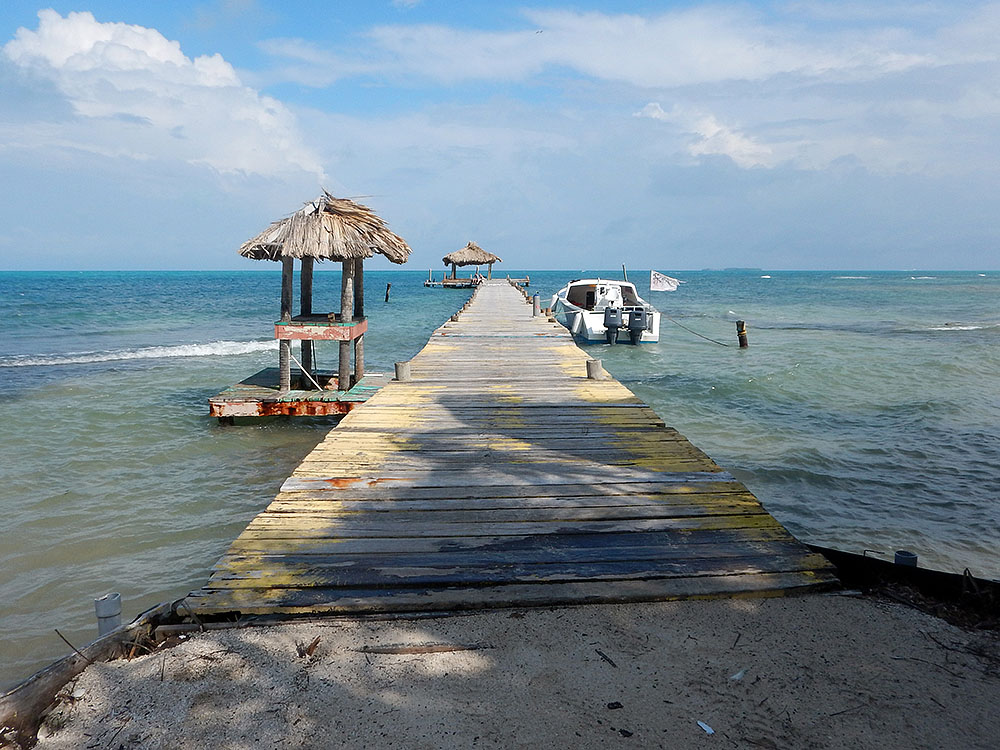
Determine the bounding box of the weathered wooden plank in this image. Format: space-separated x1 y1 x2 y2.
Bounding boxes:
306 433 692 448
222 526 799 557
268 480 749 502
265 491 762 513
249 502 767 526
297 444 714 461
187 570 839 615
280 468 730 493
233 513 783 540
204 552 835 590
290 460 719 477
213 537 816 571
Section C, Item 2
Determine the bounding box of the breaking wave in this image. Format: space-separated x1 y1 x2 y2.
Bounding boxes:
0 340 277 367
926 323 1000 332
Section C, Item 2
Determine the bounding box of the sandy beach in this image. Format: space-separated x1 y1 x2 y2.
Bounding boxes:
24 593 998 749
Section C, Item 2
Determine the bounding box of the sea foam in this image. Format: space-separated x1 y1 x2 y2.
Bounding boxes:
0 339 277 367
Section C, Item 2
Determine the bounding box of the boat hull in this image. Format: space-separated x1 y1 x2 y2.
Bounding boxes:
552 303 660 343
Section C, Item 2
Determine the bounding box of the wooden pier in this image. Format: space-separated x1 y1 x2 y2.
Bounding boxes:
189 281 835 616
423 274 530 288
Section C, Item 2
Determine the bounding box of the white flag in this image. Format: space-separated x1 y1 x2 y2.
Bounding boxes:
650 270 681 291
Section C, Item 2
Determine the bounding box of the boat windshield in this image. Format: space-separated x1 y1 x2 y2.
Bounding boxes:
566 282 640 310
619 285 639 305
566 284 597 309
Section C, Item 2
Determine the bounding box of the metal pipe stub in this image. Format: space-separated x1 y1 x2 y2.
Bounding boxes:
95 592 122 636
894 550 918 567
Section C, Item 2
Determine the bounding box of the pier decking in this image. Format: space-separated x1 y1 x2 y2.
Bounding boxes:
189 281 835 616
423 275 530 288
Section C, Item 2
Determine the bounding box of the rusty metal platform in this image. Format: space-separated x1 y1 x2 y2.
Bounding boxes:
209 369 388 418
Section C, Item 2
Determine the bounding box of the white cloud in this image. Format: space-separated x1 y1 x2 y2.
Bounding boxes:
636 103 775 168
357 6 952 87
253 3 1000 176
3 10 324 179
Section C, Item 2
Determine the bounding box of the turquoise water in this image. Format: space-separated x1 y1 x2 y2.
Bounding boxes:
1 269 998 688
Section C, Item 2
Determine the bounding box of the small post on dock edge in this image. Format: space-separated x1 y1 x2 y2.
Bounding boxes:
586 359 607 380
394 361 411 381
894 550 918 567
532 294 541 316
736 320 749 348
94 592 122 636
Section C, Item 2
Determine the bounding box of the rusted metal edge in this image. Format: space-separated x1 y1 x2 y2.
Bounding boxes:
208 400 358 418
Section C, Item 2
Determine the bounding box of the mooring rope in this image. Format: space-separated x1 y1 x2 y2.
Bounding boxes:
664 315 732 347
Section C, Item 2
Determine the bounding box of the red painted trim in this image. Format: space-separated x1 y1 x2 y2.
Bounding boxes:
275 318 368 341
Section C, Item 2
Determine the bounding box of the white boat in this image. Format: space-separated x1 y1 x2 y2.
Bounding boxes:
550 278 661 344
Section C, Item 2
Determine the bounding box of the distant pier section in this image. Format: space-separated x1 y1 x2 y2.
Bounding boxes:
189 280 835 616
424 273 531 289
424 240 529 288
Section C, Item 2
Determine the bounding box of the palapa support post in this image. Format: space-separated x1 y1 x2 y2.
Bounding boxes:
279 257 294 391
353 258 364 319
488 262 493 280
451 262 457 279
385 282 392 302
353 258 365 382
354 335 365 382
279 340 291 391
340 260 355 391
736 320 749 348
300 257 314 383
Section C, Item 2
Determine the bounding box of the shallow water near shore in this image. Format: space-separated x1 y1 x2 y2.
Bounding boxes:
1 269 998 689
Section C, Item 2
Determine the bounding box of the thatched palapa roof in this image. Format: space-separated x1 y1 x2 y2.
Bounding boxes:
240 192 411 264
442 241 501 267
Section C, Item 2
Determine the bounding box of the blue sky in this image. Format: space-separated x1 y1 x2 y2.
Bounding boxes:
1 1 999 270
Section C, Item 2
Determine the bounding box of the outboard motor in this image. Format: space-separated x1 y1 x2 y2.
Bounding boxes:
627 308 648 344
603 307 622 344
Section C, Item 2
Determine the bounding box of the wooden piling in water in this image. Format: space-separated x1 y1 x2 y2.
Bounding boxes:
339 260 354 390
279 258 294 391
300 257 314 378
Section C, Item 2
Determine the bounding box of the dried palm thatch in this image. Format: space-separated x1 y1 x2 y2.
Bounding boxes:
239 192 411 264
441 242 502 267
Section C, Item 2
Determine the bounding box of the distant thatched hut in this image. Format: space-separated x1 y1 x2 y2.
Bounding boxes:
240 192 411 391
442 242 502 280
